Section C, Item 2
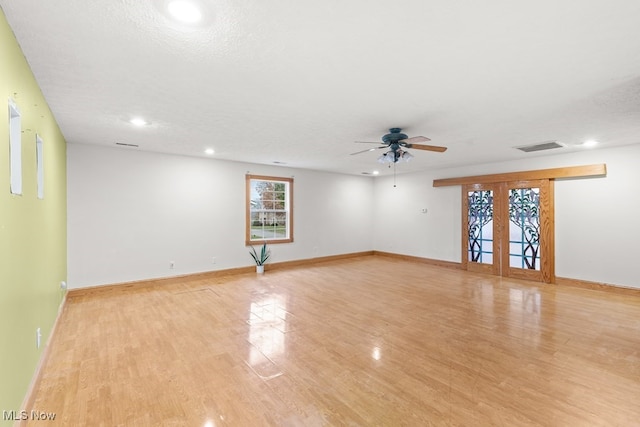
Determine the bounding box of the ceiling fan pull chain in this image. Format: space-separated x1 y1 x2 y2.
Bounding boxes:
393 162 397 187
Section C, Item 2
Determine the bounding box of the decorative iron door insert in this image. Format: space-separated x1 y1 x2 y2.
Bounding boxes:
462 184 501 276
463 180 554 283
502 180 553 282
468 189 494 264
508 187 541 270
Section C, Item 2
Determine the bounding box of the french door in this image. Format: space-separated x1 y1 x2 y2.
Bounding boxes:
462 180 555 283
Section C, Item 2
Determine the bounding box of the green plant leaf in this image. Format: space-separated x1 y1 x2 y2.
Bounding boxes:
249 243 270 265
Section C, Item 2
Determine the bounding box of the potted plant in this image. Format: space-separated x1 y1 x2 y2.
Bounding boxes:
249 243 270 274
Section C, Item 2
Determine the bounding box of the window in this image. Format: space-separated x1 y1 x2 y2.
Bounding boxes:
246 175 293 245
9 99 22 195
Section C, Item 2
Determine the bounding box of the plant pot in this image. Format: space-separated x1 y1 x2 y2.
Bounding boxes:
256 265 265 274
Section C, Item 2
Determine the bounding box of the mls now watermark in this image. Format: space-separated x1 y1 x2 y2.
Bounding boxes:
3 410 57 421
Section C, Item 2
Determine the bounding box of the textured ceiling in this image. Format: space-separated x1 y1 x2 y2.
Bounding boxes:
2 0 640 176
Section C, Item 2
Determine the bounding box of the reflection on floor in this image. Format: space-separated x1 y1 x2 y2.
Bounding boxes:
28 256 640 426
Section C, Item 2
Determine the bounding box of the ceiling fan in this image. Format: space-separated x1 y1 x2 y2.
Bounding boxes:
351 127 447 163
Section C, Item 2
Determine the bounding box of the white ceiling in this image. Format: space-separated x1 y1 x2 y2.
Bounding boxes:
2 0 640 176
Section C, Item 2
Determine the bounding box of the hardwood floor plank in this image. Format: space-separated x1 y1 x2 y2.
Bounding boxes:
24 256 640 426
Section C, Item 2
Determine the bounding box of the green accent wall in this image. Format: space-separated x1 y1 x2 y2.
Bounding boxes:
0 8 67 417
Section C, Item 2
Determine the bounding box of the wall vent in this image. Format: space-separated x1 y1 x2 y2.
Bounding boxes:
514 141 564 153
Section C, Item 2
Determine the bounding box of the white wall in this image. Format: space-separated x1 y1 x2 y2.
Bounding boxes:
372 171 461 262
67 144 374 288
373 144 640 289
69 143 639 290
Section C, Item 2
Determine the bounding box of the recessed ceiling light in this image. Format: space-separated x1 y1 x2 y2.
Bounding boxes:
129 117 148 127
372 170 380 175
204 148 215 155
167 0 202 23
583 139 599 148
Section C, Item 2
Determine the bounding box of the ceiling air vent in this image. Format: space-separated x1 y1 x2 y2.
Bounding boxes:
115 142 139 148
514 141 564 153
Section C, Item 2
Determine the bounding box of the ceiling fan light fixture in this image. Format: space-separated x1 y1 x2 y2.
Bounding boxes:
400 150 413 162
355 128 446 168
377 152 394 164
378 149 413 164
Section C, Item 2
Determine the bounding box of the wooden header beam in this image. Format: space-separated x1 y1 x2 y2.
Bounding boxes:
433 164 606 187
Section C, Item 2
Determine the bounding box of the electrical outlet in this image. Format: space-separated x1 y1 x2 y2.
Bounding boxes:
212 257 216 264
169 261 175 269
36 328 42 349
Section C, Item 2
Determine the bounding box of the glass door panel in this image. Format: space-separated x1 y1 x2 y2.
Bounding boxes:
502 180 553 282
468 189 494 265
463 184 500 275
508 187 541 270
462 180 554 283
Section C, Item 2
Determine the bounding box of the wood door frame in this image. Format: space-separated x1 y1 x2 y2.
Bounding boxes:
433 164 606 187
437 164 605 284
461 183 502 276
462 180 555 283
501 179 555 283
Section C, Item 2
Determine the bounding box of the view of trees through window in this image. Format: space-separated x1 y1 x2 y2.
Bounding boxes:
246 175 292 244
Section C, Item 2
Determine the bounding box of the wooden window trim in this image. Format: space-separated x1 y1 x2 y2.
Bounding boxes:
245 174 294 245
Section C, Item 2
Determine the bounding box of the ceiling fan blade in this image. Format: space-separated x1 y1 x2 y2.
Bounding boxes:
407 144 448 152
402 136 431 143
350 146 387 155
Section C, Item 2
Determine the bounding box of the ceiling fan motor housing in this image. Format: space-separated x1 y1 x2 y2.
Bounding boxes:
382 128 408 144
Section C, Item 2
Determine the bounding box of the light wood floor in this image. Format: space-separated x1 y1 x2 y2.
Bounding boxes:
27 256 640 426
